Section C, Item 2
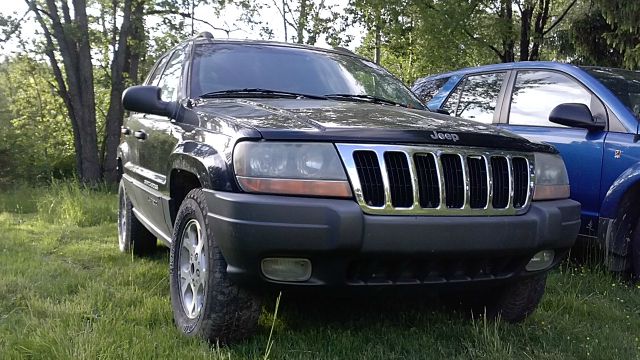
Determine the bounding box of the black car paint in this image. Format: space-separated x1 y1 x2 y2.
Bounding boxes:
119 39 579 290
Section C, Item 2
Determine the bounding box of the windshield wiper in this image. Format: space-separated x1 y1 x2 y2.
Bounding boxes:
199 88 328 100
324 93 406 107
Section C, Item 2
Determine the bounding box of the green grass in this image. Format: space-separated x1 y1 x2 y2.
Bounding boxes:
1 183 639 359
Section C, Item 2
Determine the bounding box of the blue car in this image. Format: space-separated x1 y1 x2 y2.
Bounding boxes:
413 61 640 275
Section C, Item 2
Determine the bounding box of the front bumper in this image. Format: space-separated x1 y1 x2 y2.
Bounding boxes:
204 190 580 289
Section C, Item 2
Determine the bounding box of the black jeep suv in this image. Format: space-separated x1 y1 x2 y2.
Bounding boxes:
118 33 580 344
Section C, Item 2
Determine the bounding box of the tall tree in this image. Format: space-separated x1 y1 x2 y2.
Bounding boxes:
26 0 102 183
241 0 341 45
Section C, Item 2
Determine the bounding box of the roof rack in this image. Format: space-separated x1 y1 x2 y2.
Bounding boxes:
333 46 357 56
196 31 214 39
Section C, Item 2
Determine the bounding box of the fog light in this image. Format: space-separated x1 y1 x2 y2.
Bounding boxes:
526 250 555 271
261 258 312 282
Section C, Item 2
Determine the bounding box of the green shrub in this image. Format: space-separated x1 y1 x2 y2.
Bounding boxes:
35 180 117 227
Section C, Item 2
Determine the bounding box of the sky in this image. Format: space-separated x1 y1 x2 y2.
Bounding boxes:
0 1 363 57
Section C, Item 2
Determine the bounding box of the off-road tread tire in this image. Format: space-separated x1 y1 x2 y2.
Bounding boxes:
118 180 156 256
487 274 547 323
169 188 260 345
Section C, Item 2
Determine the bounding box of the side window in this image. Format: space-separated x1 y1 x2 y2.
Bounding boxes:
441 80 463 115
412 77 450 103
157 48 185 102
442 72 505 124
509 71 595 127
145 55 170 86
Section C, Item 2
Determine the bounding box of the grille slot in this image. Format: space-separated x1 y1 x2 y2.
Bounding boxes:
339 144 532 216
512 157 528 208
384 152 413 207
491 156 510 209
440 154 464 208
353 151 385 207
346 256 530 285
467 156 488 208
414 154 440 208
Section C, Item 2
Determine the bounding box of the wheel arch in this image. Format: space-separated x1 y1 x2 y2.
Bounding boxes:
598 165 640 271
600 164 640 219
167 141 236 224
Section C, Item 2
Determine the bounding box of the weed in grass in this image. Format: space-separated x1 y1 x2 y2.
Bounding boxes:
263 292 282 360
35 179 116 227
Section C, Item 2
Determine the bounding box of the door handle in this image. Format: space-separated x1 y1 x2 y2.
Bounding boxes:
121 127 131 135
133 130 147 140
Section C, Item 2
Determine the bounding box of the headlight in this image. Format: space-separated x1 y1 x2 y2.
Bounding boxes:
233 142 352 197
533 153 570 200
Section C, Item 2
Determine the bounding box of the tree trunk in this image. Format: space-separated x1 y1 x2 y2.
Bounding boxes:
499 0 515 62
297 0 307 44
374 9 381 65
529 0 550 60
72 0 101 183
102 0 134 183
29 0 101 184
519 1 534 61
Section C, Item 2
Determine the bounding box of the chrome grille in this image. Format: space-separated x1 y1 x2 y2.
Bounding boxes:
337 144 534 216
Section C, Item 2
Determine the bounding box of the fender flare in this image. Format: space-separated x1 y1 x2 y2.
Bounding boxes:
167 141 235 192
597 163 640 270
599 163 640 219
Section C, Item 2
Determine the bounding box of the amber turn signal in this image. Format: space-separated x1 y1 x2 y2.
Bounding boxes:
236 176 353 198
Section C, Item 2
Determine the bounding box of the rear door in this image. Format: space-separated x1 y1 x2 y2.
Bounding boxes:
438 71 508 124
498 70 608 237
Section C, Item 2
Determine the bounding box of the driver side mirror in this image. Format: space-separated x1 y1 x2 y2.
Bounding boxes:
549 103 604 131
122 85 179 119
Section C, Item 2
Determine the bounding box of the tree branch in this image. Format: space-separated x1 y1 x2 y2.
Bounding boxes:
462 27 505 60
144 9 243 35
543 0 577 35
0 9 29 43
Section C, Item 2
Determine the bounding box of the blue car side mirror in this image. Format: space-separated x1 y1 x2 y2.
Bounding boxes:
549 103 605 131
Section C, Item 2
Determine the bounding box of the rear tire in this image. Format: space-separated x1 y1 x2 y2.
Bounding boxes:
472 274 547 323
169 188 260 345
117 180 157 256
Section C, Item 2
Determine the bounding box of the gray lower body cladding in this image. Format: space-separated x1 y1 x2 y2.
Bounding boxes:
204 190 580 290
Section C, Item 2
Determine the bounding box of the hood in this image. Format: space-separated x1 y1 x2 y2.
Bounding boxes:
192 98 556 153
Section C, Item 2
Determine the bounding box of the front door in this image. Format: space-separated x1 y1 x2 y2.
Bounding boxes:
499 70 607 237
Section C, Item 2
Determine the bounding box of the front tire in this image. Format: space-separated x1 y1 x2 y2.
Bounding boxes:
117 180 156 255
169 188 260 344
473 274 547 323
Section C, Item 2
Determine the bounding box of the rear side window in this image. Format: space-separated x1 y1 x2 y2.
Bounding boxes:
412 77 450 102
442 72 505 124
508 71 593 127
157 48 186 102
146 55 170 86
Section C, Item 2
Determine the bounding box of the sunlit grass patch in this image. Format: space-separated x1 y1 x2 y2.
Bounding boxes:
1 185 639 359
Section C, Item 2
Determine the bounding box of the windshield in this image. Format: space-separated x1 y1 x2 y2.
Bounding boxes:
584 67 640 119
190 43 424 109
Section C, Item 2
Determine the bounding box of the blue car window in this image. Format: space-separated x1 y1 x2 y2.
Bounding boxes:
412 77 450 103
509 71 592 127
442 72 505 124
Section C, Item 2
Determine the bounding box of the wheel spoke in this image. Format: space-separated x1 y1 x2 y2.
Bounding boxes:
181 274 191 294
189 283 197 316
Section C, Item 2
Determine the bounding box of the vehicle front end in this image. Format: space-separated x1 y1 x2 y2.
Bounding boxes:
206 140 580 291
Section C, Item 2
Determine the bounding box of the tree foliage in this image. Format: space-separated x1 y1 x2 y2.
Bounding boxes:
0 0 638 186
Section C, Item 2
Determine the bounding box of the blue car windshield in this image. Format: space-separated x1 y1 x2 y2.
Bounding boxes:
190 43 424 109
584 67 640 120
